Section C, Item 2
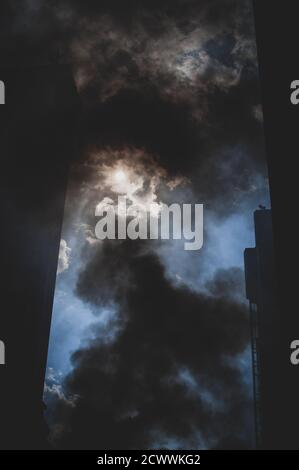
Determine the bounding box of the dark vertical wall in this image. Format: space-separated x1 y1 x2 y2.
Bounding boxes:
253 1 299 449
0 65 78 449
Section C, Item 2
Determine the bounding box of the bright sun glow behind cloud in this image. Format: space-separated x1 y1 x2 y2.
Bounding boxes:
113 169 127 183
99 162 165 218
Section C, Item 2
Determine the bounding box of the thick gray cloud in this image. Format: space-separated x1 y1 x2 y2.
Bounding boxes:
48 241 252 449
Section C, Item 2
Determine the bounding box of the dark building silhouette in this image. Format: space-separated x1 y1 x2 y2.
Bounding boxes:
244 209 282 449
0 63 79 449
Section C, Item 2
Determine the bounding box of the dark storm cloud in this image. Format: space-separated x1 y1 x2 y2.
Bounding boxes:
73 97 265 230
2 0 258 111
52 0 264 214
63 0 257 116
81 88 201 175
48 241 252 449
2 0 265 193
